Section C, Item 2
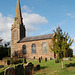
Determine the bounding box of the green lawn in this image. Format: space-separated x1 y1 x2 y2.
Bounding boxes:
0 57 75 75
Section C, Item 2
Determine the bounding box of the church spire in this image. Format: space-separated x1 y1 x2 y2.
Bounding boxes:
14 0 23 24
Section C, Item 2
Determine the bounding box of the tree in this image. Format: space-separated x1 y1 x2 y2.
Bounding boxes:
67 48 73 57
0 39 11 60
50 26 73 69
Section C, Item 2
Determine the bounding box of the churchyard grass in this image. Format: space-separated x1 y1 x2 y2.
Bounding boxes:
0 57 75 75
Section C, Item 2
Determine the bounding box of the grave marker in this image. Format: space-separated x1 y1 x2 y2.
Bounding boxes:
15 64 24 75
4 67 15 75
25 62 34 75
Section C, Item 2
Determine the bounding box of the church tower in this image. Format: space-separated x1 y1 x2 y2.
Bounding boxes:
11 0 26 57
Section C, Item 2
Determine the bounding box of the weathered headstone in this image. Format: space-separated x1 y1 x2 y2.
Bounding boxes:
41 56 42 60
4 67 15 75
39 58 41 63
7 60 10 65
49 57 52 60
24 57 27 63
45 58 47 62
36 65 40 70
55 58 59 63
25 62 34 75
15 64 24 75
33 57 35 59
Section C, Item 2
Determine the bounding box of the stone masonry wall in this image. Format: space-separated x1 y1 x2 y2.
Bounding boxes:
11 39 54 59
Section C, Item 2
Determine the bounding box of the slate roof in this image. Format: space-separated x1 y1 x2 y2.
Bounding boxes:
18 33 54 43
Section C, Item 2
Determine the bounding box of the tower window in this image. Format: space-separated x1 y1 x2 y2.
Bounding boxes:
14 30 17 38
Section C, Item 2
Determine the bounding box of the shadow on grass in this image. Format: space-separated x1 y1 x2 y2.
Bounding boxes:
65 63 75 67
34 66 47 71
0 71 4 75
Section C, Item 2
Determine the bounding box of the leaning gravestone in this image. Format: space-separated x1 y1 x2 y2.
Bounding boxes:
4 67 15 75
45 58 47 62
39 58 41 63
15 64 24 75
41 56 42 60
24 57 27 63
25 62 34 75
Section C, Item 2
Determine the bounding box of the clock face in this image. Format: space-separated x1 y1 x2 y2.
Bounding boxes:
14 30 17 38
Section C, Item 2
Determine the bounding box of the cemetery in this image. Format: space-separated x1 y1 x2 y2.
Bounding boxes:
0 57 75 75
0 0 75 75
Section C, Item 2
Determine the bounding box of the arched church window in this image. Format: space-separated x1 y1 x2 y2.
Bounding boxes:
42 42 47 54
32 44 36 54
22 45 26 54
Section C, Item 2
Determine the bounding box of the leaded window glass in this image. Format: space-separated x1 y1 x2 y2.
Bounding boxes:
42 42 47 54
22 45 26 54
32 44 36 54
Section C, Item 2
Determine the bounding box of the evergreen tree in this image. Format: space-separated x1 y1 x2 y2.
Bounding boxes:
50 26 73 69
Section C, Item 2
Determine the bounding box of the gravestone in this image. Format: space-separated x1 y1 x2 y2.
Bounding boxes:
49 57 52 60
55 58 59 63
36 65 40 70
4 67 15 75
25 62 34 75
24 58 27 63
45 58 47 62
33 57 35 59
15 64 24 75
7 60 10 65
41 56 42 60
39 58 41 63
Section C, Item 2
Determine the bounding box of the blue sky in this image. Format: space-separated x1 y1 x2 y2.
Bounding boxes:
0 0 75 55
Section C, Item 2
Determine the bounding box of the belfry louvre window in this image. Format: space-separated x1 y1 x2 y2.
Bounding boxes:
42 42 47 54
14 30 17 38
32 44 36 54
22 45 26 54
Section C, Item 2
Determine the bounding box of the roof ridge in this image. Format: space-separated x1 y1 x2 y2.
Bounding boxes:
24 33 54 38
17 33 54 43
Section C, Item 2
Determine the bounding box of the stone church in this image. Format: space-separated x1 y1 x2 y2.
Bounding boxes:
11 0 55 59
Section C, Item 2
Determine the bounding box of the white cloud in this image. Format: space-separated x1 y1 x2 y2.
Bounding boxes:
72 37 75 42
22 5 32 13
71 47 75 55
0 11 48 42
66 13 72 16
0 13 13 42
22 12 48 34
65 13 75 18
22 12 48 25
0 13 13 33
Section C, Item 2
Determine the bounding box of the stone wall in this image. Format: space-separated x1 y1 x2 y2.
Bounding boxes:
0 60 7 65
11 39 54 60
